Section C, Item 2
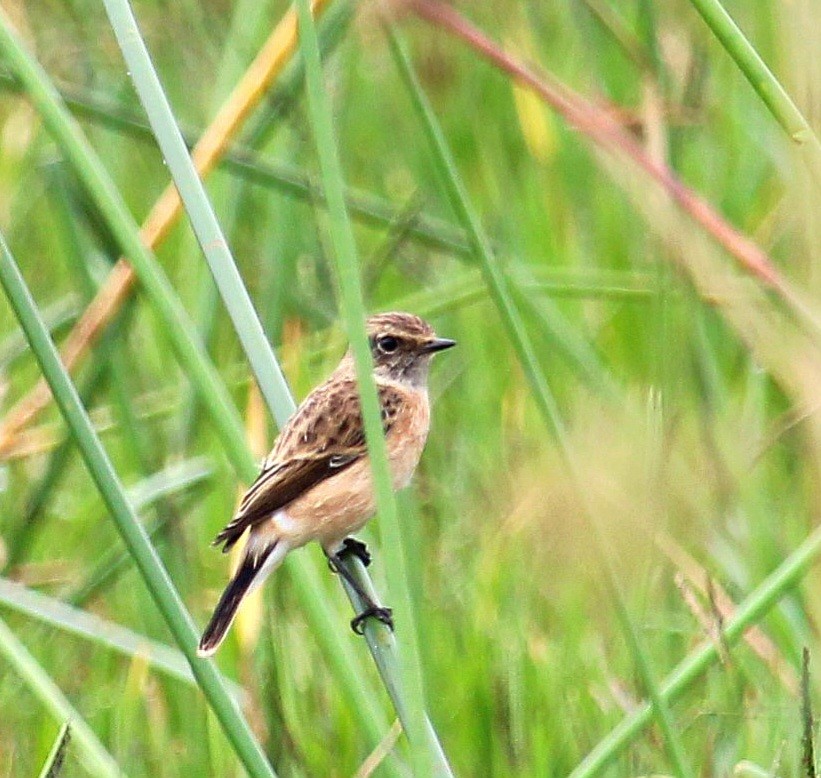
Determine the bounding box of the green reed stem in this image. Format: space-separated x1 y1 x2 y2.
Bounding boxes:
0 617 123 778
0 231 275 778
295 0 448 774
98 2 411 774
687 0 821 182
385 17 694 777
100 0 293 428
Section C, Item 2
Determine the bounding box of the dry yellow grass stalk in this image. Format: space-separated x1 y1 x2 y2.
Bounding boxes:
0 0 332 458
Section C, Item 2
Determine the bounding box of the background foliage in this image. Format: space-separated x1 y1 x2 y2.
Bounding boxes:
1 0 820 775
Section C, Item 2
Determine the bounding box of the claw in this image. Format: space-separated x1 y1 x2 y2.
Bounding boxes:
351 606 393 635
338 537 372 567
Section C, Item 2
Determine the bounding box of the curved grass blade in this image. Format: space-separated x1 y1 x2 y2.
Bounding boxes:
0 578 241 698
570 522 821 776
0 231 276 778
391 267 654 318
125 458 214 514
401 0 821 336
0 617 123 778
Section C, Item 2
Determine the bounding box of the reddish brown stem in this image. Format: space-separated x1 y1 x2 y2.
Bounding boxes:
403 0 784 292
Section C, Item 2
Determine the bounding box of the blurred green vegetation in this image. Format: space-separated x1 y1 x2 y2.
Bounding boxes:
1 0 820 775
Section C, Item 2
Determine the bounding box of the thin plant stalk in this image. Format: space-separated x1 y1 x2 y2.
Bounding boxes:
384 17 694 777
686 0 821 182
0 617 123 778
0 232 276 778
570 522 821 776
37 722 71 778
67 494 202 608
295 0 445 774
0 578 234 697
67 460 212 605
100 0 292 428
98 1 414 772
173 0 296 455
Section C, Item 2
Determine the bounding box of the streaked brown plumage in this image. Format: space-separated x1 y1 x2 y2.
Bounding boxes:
198 312 455 656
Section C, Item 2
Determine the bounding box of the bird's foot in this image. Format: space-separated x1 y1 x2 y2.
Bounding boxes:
351 605 394 635
338 537 372 567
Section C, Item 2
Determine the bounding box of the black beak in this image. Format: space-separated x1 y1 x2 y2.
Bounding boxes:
422 337 456 354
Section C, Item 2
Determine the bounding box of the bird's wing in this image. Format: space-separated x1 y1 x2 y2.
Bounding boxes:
213 378 403 550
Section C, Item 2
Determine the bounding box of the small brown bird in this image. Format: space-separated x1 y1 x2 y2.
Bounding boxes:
198 312 455 656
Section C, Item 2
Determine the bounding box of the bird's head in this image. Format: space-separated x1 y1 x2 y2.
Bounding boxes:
362 312 456 387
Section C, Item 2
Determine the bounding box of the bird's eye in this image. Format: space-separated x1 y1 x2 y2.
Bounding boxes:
377 335 399 353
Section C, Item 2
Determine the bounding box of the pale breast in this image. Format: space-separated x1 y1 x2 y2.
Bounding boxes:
280 386 430 550
386 387 430 489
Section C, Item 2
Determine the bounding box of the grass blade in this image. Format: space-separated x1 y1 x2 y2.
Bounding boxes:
384 17 693 776
686 0 821 181
99 0 293 428
295 0 450 774
802 647 816 777
0 231 276 777
0 617 122 778
0 578 240 697
37 722 71 778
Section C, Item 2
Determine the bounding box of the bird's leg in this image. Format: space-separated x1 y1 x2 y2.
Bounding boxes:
326 549 393 635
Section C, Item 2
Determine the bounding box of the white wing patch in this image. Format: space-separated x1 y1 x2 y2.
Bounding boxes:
272 509 300 536
329 454 356 468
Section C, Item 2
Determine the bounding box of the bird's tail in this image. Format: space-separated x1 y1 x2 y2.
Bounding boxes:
198 540 289 657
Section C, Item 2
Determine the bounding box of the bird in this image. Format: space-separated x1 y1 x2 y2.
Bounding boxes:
197 312 455 657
